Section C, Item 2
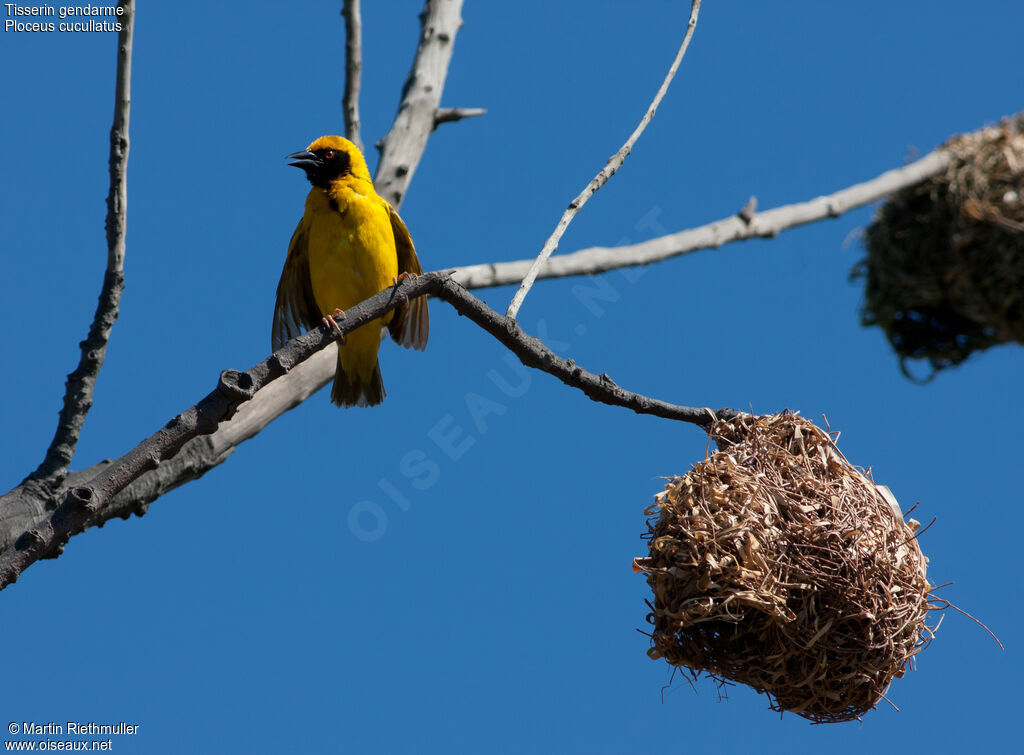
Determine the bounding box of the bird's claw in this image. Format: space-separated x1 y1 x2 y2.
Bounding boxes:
392 273 416 311
322 308 347 344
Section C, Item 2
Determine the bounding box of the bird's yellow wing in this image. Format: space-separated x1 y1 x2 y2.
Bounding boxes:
271 219 321 350
386 203 429 351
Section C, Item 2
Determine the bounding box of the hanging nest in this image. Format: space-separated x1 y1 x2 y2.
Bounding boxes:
854 112 1024 378
635 413 934 723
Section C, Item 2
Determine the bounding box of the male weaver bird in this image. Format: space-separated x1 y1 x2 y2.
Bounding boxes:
271 135 428 407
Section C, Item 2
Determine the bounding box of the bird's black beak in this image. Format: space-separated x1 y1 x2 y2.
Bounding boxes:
286 149 320 172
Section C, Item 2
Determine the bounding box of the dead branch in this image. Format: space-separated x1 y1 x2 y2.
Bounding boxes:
454 149 953 290
22 137 956 553
341 0 363 152
375 0 469 208
433 107 487 129
29 0 135 489
0 271 736 589
505 0 702 319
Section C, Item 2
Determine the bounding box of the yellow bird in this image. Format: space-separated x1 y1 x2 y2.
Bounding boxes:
272 135 428 407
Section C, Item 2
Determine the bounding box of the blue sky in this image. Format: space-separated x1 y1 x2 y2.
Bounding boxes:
2 1 1022 753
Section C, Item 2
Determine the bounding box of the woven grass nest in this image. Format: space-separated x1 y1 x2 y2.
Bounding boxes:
636 413 933 723
855 112 1024 378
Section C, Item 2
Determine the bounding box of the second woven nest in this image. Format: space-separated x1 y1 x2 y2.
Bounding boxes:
856 113 1024 377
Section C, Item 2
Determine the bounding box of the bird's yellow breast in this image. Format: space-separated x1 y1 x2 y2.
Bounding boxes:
304 181 399 319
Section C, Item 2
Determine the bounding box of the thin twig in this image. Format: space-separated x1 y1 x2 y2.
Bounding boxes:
429 277 730 427
29 0 134 488
341 0 363 152
505 0 702 319
375 0 470 209
456 148 952 290
433 106 487 129
0 271 736 589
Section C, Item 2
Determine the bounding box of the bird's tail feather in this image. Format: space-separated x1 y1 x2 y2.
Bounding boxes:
331 352 385 407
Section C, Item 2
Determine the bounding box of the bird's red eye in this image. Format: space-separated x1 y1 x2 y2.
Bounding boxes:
324 150 335 159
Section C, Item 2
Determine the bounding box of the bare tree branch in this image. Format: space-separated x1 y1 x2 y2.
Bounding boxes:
0 128 962 575
187 143 955 470
43 138 954 543
454 148 954 290
375 0 468 208
0 125 970 585
0 281 410 587
341 0 363 152
429 276 732 427
29 0 134 489
433 106 486 129
505 0 702 320
0 272 736 589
